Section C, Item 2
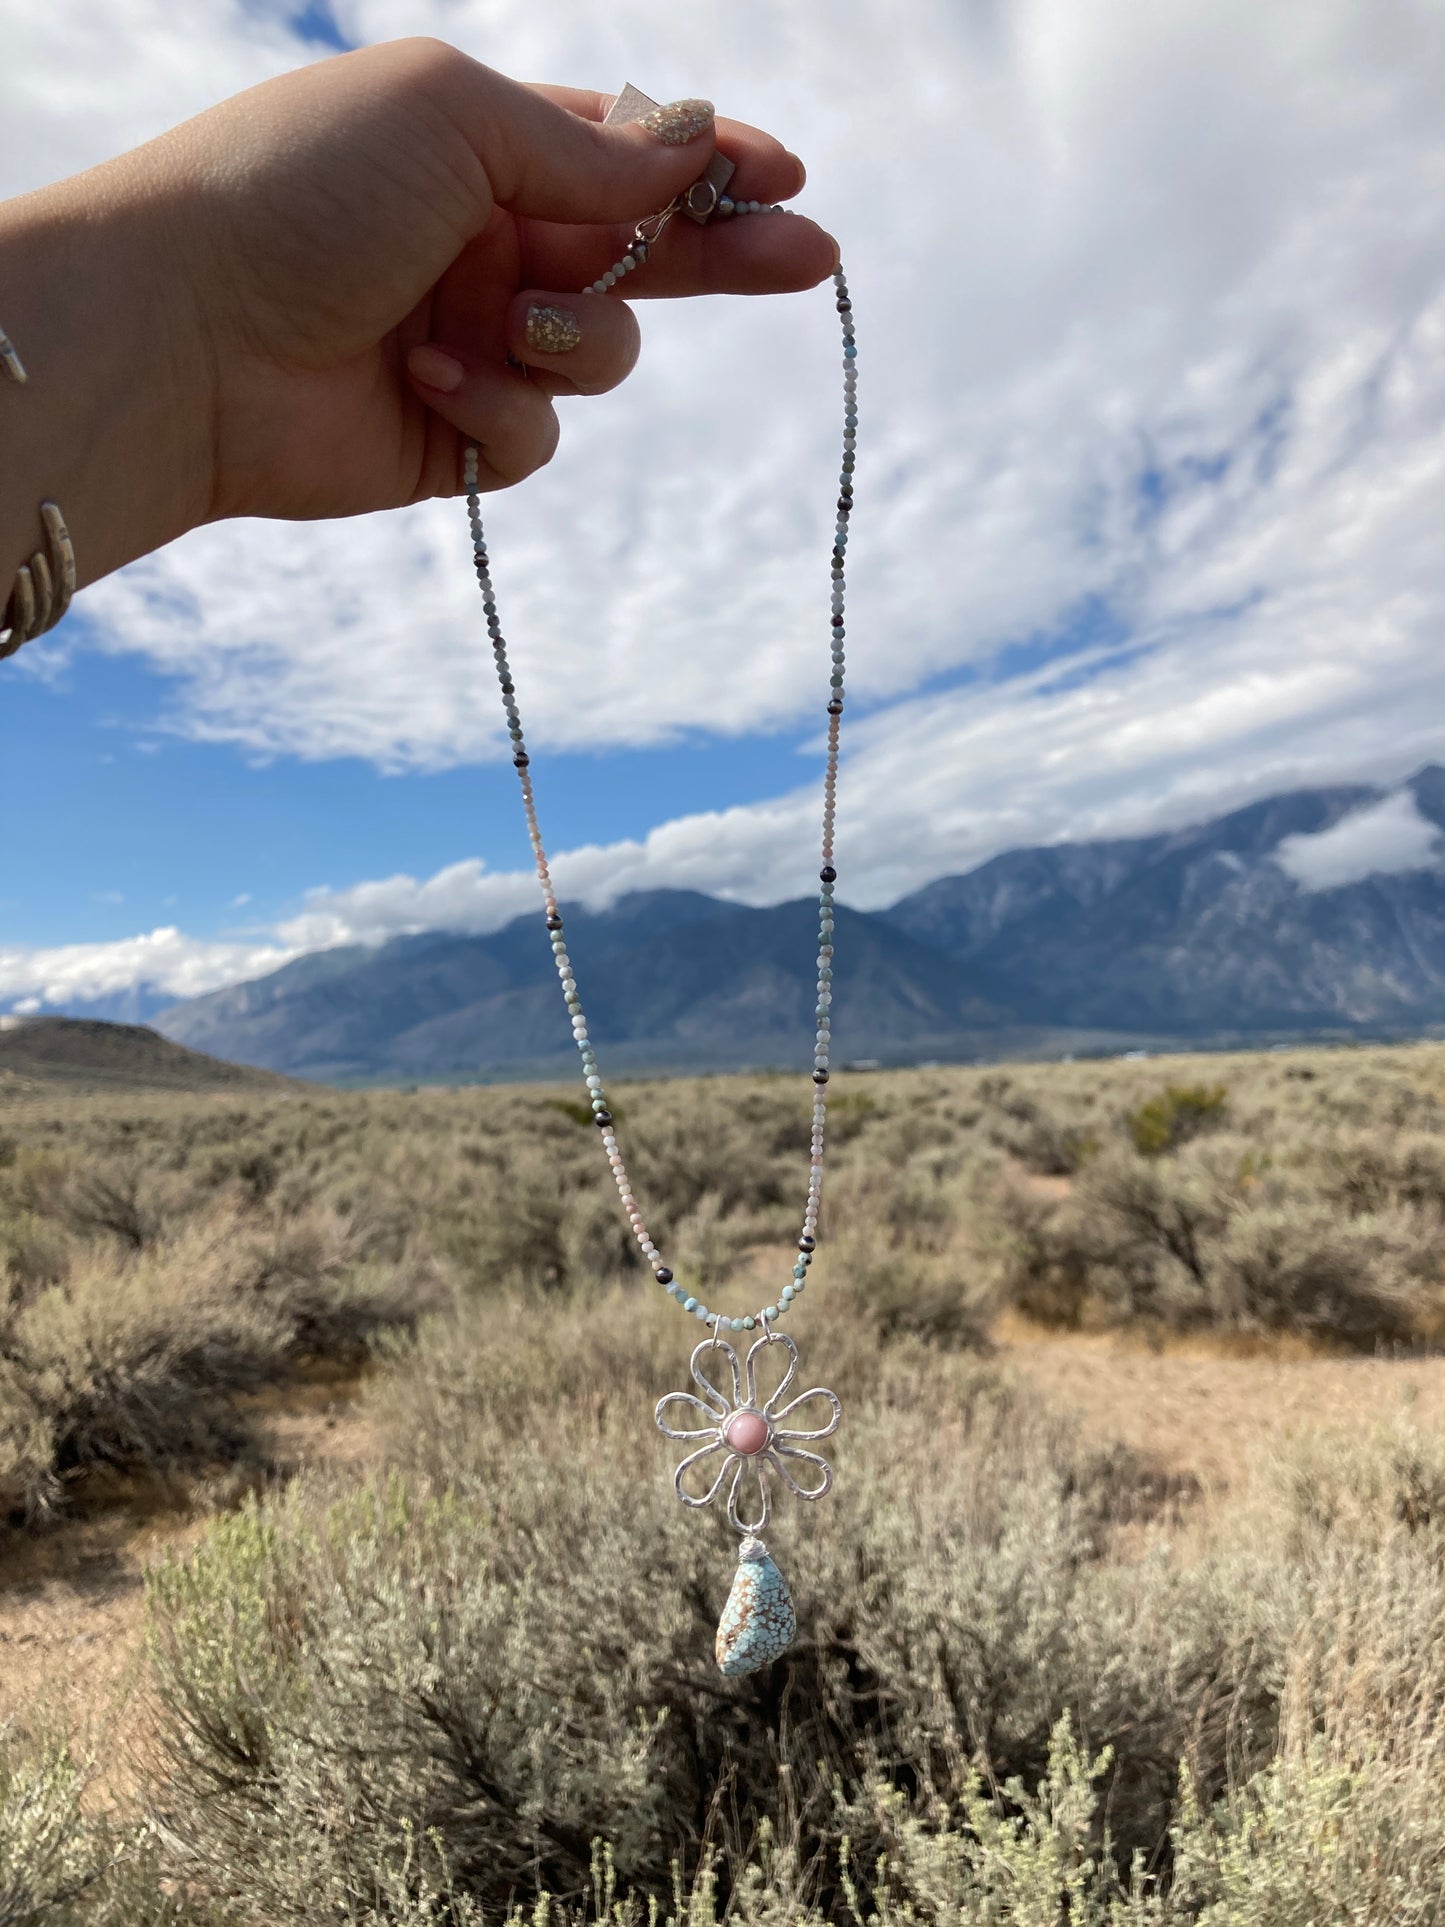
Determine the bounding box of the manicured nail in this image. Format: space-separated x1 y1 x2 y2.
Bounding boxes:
524 304 582 355
407 344 464 393
640 98 714 145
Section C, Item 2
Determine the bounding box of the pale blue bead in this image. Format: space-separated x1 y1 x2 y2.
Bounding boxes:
794 1263 807 1278
684 1296 698 1313
731 1318 744 1333
743 1316 756 1330
715 1546 796 1676
765 1305 779 1321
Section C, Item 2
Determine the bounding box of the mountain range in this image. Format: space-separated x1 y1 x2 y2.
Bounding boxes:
146 768 1445 1082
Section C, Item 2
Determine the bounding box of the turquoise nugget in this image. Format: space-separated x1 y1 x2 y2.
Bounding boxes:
715 1539 797 1676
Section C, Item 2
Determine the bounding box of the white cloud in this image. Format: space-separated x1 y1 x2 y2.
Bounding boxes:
1275 791 1442 893
6 0 1445 998
0 929 298 1008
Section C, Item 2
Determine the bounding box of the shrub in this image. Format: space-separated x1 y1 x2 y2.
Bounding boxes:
1210 1203 1416 1343
1126 1084 1228 1158
143 1300 1278 1922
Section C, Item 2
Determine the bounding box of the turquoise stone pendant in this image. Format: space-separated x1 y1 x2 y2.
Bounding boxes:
715 1536 797 1676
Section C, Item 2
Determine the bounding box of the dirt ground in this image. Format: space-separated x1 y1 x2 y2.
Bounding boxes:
996 1316 1445 1493
0 1363 378 1783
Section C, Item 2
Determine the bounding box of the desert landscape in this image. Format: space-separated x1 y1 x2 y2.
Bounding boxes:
4 1037 1445 1920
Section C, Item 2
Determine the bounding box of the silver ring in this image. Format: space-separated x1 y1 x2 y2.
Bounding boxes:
2 502 75 660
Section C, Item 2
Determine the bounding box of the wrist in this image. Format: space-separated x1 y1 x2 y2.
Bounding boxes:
0 158 218 611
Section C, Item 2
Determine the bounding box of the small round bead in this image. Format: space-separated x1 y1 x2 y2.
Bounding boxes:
731 1317 744 1333
655 1267 674 1286
684 1296 698 1313
765 1305 779 1321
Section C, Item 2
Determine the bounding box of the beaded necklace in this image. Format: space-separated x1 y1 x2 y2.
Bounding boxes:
461 95 854 1677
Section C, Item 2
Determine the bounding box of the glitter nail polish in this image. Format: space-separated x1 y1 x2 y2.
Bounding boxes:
640 98 714 145
524 305 582 355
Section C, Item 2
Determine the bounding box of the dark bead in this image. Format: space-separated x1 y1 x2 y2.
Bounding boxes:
512 753 529 768
831 615 845 628
820 865 837 883
655 1266 674 1285
827 699 843 715
813 1069 830 1084
837 497 852 514
798 1234 816 1252
593 1109 612 1127
546 914 563 930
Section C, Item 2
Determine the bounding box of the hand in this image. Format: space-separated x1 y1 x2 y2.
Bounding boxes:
0 39 837 605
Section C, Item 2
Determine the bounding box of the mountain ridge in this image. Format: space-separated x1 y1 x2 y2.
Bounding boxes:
40 769 1445 1082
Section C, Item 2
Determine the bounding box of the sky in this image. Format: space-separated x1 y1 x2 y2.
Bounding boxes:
3 0 1445 1010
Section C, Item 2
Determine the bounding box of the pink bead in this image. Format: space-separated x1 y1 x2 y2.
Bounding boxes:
725 1410 771 1456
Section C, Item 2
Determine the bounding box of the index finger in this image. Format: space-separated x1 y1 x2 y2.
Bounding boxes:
529 84 808 207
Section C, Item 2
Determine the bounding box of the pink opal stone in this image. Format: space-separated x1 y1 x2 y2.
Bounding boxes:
725 1410 771 1456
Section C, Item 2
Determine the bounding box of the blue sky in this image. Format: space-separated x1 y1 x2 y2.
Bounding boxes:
1 629 829 950
4 0 1445 1009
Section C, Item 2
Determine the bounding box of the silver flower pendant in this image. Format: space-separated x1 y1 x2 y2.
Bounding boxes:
656 1329 840 1675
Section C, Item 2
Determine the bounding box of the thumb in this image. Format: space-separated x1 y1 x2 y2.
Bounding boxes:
420 48 716 225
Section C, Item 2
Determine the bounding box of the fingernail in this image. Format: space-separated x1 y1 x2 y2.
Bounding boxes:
524 304 582 355
408 344 464 393
640 98 714 145
786 151 807 192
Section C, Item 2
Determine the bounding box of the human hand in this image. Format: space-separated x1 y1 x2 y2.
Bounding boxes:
0 37 837 606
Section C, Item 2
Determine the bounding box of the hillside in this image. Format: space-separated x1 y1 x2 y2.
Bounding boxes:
0 1017 290 1093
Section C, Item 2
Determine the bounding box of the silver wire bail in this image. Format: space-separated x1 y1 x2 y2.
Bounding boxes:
712 1312 727 1352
